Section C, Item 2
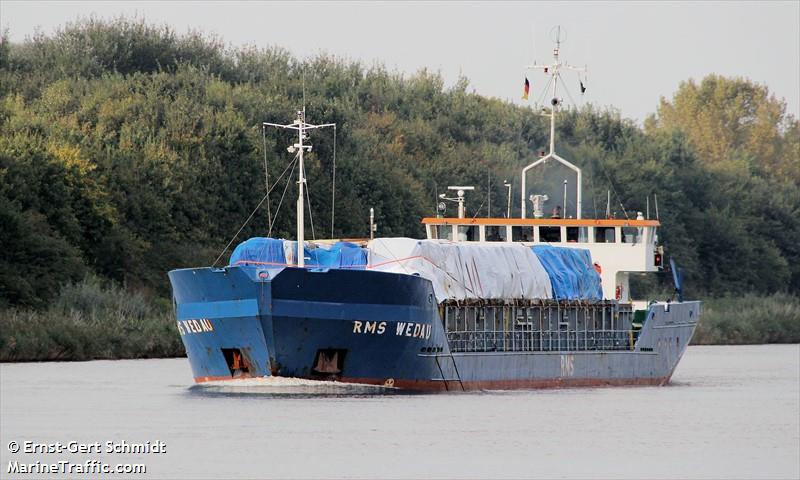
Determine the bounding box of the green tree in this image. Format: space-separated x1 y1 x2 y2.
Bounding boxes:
646 74 799 181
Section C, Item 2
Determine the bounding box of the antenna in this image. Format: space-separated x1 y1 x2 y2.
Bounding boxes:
264 112 335 267
654 193 660 220
369 207 376 240
520 25 587 219
302 70 306 113
487 169 491 218
434 182 438 216
504 180 512 218
551 24 567 46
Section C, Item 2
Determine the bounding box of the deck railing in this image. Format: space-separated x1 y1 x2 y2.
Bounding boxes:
442 301 636 353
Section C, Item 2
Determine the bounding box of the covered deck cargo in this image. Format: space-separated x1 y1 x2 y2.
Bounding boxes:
367 238 553 302
230 237 368 269
531 245 603 300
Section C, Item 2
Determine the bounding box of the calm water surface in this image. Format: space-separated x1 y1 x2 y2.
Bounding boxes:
1 345 798 479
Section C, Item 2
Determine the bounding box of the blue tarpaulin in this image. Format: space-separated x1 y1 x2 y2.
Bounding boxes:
304 242 367 269
531 245 603 300
229 238 367 269
229 237 286 266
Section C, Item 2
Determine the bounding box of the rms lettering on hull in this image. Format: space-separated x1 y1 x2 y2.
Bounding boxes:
177 318 214 335
352 321 432 340
352 321 387 335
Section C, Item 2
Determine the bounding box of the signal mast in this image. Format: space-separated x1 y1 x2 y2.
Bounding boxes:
264 109 335 267
521 26 587 219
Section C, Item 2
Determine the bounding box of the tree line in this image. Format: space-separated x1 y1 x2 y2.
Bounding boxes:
1 18 798 311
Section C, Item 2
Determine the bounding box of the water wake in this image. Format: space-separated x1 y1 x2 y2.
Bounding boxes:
190 376 395 396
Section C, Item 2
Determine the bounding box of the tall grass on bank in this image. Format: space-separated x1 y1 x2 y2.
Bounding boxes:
692 293 800 345
0 277 185 361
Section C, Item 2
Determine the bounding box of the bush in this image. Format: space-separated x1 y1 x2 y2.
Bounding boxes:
0 276 184 361
692 293 800 344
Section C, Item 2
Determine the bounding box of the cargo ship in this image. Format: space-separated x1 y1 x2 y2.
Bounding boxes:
169 35 700 391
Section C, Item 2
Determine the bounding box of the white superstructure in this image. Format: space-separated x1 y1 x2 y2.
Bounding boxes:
421 217 662 304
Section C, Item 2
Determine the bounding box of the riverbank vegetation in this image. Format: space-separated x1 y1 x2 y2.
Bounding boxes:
692 293 800 345
0 277 181 361
1 19 798 360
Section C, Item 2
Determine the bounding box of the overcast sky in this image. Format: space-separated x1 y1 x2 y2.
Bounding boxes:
2 1 798 123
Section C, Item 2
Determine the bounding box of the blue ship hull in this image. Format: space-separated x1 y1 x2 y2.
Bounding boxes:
169 265 699 391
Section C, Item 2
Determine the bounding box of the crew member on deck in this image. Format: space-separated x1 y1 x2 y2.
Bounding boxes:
551 206 562 219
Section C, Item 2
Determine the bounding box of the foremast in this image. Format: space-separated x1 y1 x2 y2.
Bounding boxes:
264 110 334 267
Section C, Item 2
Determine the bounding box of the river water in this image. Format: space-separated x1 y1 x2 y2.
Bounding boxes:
1 345 798 479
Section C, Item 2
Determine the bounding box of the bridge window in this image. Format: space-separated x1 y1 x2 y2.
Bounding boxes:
512 226 534 242
457 225 478 242
431 225 452 240
566 227 588 243
539 226 561 242
485 225 508 242
622 226 641 244
595 226 616 243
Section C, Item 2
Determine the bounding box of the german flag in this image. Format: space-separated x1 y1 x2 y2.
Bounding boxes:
522 77 530 100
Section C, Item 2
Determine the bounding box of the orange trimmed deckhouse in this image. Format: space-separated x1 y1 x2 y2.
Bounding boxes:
421 215 663 308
